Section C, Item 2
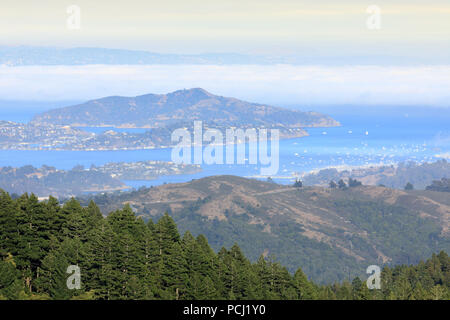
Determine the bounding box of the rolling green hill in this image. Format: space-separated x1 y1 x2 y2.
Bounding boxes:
79 175 450 284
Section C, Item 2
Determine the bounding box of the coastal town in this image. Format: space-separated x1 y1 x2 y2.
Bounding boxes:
0 161 202 198
0 120 174 150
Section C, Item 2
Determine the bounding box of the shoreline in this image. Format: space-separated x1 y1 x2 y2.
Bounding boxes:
245 158 447 181
0 120 341 151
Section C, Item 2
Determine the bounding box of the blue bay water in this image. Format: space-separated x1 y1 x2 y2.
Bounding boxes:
0 106 448 188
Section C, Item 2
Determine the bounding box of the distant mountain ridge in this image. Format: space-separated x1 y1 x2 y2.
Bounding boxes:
31 88 339 131
1 46 445 66
0 46 272 66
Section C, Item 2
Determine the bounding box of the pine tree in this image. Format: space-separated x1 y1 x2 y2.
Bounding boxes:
60 198 88 241
184 232 221 299
135 217 157 299
161 241 187 300
351 277 364 299
36 245 72 300
0 254 24 299
412 282 428 300
155 213 181 255
293 267 317 300
254 255 272 299
429 284 446 300
393 274 413 300
0 191 18 257
87 218 115 300
15 194 54 293
226 244 256 299
106 206 148 299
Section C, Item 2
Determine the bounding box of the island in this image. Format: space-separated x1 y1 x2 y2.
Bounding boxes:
0 89 339 151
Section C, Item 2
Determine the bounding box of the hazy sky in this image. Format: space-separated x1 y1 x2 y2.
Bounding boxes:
1 1 449 107
2 0 450 58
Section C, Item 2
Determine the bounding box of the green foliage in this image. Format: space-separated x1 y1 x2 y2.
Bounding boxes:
330 199 449 266
348 178 362 188
426 178 450 192
338 179 347 190
404 182 414 190
293 179 303 188
0 190 448 300
304 159 450 190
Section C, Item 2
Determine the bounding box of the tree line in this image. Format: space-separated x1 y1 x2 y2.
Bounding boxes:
0 191 448 300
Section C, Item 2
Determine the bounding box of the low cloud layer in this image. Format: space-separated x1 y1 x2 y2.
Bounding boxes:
1 64 449 108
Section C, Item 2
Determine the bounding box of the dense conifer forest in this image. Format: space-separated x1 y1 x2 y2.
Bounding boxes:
0 191 449 300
